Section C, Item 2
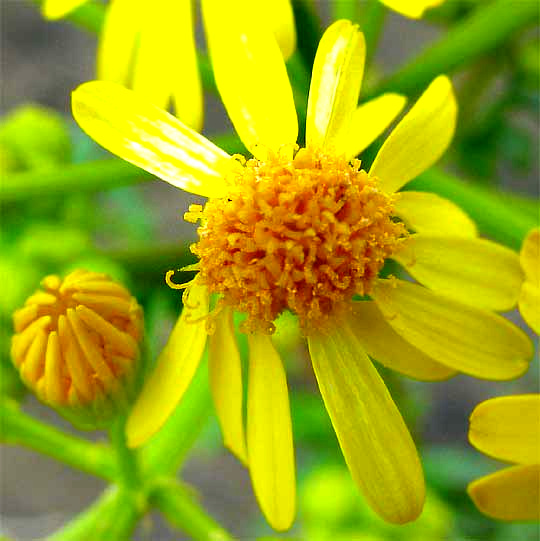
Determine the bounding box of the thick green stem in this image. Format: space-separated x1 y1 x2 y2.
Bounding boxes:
0 399 116 481
408 168 539 250
47 486 143 541
109 415 140 491
366 0 539 98
150 479 234 541
141 358 213 478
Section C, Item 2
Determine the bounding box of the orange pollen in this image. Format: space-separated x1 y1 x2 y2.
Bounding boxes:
11 270 143 407
188 148 407 333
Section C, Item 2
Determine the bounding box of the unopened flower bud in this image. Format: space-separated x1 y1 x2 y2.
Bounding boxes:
11 269 143 429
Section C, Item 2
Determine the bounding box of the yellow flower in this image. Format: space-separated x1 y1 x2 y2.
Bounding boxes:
379 0 445 19
518 228 539 335
71 13 533 530
11 270 144 429
42 0 296 131
468 394 540 521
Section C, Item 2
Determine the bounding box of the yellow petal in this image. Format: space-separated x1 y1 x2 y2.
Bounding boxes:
373 279 533 380
126 284 209 447
519 281 540 335
72 81 234 198
348 301 456 381
393 235 523 311
209 307 247 464
520 228 539 283
132 0 203 131
469 394 540 465
393 191 478 237
468 464 540 521
307 317 425 524
42 0 88 19
247 333 295 531
306 20 366 153
97 0 144 84
346 93 407 159
201 0 297 158
370 76 457 193
378 0 445 19
253 0 296 60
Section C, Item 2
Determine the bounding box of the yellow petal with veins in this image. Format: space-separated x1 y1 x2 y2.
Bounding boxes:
468 464 540 521
379 0 445 19
97 0 144 84
370 76 457 193
247 333 296 531
126 284 209 447
373 279 532 380
393 235 523 311
306 20 366 153
469 394 540 465
393 191 477 237
252 0 296 60
348 301 456 381
72 81 235 198
308 316 425 524
202 0 297 158
346 93 407 159
209 307 247 464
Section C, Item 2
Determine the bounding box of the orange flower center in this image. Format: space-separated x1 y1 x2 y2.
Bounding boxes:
188 148 406 333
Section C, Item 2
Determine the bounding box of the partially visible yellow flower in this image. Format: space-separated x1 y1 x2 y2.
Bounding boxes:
379 0 445 19
518 228 540 334
468 394 540 521
42 0 296 132
71 11 533 531
11 270 143 429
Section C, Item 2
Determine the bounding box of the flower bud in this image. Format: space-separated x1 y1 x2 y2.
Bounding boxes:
11 269 143 429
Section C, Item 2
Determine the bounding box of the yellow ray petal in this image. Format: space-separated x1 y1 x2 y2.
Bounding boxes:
468 464 540 521
72 81 234 198
42 0 88 19
370 76 457 193
393 235 523 311
247 333 295 531
306 20 366 153
393 191 477 237
469 394 540 465
97 0 144 84
209 307 247 464
202 0 297 158
520 228 539 283
252 0 296 60
373 279 533 380
132 0 203 131
346 93 407 159
308 318 425 524
348 301 456 381
519 282 540 335
126 284 209 447
379 0 445 19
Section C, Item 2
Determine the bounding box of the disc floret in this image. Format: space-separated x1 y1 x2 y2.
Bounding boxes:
188 148 406 333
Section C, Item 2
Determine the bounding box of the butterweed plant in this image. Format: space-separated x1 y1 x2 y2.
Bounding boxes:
1 1 538 540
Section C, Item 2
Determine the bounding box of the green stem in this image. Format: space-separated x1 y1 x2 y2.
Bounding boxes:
109 415 140 491
331 0 362 22
366 0 539 98
408 168 539 250
141 358 213 478
291 0 322 70
0 399 116 481
150 479 234 541
47 486 143 541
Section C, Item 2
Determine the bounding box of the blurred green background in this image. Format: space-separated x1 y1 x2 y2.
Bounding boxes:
1 1 539 540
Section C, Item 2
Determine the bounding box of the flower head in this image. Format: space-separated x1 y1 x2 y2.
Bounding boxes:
11 270 143 429
468 395 540 521
72 13 533 530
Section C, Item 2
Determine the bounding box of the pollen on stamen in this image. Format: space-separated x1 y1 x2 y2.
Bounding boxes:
189 148 407 334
